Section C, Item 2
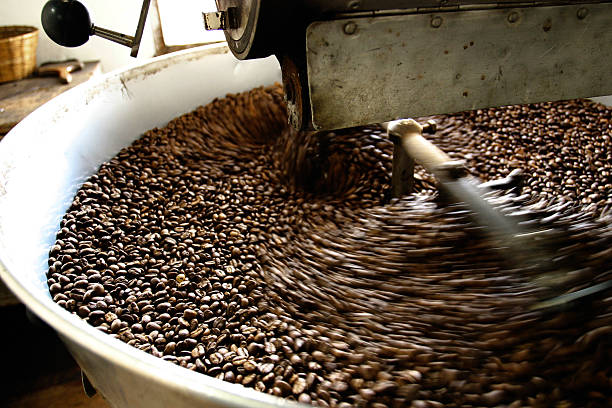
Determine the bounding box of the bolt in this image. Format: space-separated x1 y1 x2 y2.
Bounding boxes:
348 1 361 10
507 11 519 24
343 22 357 35
577 7 588 19
422 120 437 134
431 16 443 28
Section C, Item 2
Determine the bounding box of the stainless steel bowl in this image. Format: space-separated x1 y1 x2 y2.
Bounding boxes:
0 44 296 408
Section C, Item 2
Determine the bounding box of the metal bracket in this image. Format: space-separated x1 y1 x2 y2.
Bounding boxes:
90 0 151 57
388 119 438 198
130 0 152 57
203 8 239 31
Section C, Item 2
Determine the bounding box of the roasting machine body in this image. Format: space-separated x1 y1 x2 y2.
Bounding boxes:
204 0 612 130
0 0 610 406
40 0 612 130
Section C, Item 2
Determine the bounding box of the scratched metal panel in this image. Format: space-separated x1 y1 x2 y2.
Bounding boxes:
306 3 612 130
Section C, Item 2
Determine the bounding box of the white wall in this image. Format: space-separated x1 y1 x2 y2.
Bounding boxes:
1 0 156 72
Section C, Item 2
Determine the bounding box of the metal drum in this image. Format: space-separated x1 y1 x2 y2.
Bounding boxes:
0 44 293 408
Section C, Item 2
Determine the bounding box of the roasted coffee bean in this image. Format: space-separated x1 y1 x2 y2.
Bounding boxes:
48 87 612 407
259 362 275 375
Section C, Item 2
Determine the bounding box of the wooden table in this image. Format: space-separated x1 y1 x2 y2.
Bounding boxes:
0 61 101 136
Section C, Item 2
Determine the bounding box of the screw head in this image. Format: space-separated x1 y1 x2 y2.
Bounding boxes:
343 22 357 35
507 11 519 23
577 7 588 19
348 1 361 10
431 16 443 28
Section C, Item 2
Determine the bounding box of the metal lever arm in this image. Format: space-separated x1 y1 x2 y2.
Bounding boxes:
387 119 517 235
387 119 612 311
41 0 151 57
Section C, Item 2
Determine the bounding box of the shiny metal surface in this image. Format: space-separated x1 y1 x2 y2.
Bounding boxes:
0 45 300 408
214 0 265 59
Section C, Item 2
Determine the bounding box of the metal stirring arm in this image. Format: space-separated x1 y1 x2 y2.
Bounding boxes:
387 119 518 237
386 119 611 310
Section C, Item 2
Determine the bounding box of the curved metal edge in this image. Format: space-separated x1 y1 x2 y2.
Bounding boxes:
0 43 303 408
221 0 263 59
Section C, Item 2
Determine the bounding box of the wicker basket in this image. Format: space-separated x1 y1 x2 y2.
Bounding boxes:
0 26 39 83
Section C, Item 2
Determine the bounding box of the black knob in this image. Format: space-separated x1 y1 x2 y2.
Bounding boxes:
41 0 92 47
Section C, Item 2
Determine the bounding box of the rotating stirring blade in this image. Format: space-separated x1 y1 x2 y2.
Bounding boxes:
386 119 612 311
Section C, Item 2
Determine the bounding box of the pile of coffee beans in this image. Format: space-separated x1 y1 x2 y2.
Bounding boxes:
47 85 611 407
433 99 611 214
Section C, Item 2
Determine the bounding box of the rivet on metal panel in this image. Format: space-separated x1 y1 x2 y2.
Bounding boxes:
577 7 588 19
507 11 519 24
431 16 443 28
348 1 361 10
343 22 358 35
